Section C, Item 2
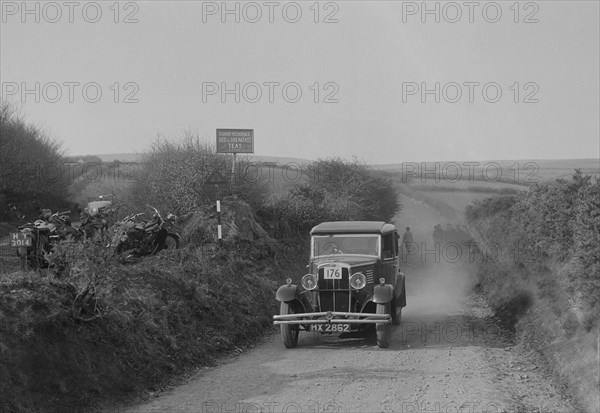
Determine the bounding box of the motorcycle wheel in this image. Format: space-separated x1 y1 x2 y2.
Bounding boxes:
151 233 180 254
165 233 180 250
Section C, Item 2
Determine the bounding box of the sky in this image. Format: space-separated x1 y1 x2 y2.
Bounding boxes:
1 0 599 164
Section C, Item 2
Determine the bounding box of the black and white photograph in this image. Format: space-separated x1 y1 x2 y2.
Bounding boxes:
1 1 599 412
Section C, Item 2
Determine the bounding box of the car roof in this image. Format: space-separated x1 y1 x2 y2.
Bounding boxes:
310 221 397 235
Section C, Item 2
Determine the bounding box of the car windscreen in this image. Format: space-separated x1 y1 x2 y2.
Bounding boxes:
312 234 380 258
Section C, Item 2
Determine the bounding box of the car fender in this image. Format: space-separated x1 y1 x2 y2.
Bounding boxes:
276 284 312 312
398 273 407 307
276 283 299 302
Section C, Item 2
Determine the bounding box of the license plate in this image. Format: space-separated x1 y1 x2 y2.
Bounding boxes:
324 267 342 279
310 324 350 333
10 233 32 247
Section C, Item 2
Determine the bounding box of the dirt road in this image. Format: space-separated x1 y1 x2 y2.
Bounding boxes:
125 259 577 413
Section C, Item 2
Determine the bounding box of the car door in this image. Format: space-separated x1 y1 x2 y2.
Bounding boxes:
380 232 398 286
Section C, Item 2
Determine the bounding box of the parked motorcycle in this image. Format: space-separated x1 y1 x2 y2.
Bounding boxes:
16 210 83 269
80 203 120 240
111 206 180 257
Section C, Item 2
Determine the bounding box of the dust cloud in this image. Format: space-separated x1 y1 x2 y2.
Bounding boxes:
395 192 477 319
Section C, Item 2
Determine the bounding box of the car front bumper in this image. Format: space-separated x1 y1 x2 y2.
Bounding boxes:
273 311 390 325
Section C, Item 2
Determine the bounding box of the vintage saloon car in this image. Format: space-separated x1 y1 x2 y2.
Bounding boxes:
273 221 406 348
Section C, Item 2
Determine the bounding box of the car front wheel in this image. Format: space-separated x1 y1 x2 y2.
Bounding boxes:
280 301 299 349
376 303 390 348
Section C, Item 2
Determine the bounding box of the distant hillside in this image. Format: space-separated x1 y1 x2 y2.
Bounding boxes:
72 154 598 182
87 153 142 163
76 153 312 165
232 154 313 165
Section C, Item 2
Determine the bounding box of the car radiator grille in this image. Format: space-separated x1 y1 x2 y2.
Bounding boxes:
317 267 350 312
318 292 350 312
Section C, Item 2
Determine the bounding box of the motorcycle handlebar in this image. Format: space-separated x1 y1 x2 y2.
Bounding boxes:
147 205 161 217
124 213 145 220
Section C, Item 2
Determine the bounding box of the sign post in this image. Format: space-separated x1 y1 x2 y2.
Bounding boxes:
214 129 254 245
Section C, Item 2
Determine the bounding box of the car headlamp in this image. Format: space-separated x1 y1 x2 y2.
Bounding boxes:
350 272 367 290
301 274 318 290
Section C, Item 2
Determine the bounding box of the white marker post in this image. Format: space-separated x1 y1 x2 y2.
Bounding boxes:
216 199 222 246
204 170 228 248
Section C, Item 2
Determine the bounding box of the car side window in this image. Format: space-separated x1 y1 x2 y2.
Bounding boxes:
382 233 393 259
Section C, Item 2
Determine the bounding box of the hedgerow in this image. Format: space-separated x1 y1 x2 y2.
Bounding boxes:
466 171 600 324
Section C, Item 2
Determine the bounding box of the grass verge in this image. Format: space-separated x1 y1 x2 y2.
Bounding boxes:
472 251 599 412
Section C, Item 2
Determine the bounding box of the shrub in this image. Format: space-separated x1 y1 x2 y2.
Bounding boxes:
259 158 401 236
130 133 269 215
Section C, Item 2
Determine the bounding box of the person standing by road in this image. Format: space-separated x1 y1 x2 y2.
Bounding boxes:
402 227 414 255
433 224 443 245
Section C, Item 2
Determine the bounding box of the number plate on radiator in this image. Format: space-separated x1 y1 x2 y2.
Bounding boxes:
324 267 342 279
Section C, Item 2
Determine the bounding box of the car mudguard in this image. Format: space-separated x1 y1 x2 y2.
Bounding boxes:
398 273 407 307
275 284 311 313
276 284 298 302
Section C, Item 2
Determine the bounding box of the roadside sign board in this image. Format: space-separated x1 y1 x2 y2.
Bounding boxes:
204 170 228 185
203 170 229 200
216 129 254 153
10 232 32 247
